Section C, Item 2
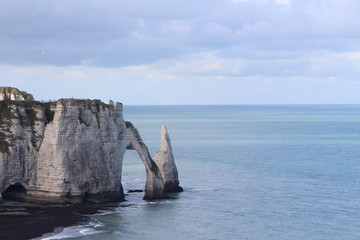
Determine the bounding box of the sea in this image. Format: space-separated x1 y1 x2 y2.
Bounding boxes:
39 105 360 240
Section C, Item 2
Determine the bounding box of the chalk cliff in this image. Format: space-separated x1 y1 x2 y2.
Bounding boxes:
0 87 34 101
154 124 183 192
0 88 181 204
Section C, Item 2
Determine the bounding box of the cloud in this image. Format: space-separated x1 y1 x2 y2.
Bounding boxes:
275 0 289 4
2 48 360 104
1 0 359 67
1 0 360 104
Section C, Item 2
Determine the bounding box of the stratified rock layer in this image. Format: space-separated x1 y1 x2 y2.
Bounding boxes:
154 124 183 192
0 87 34 101
0 94 180 204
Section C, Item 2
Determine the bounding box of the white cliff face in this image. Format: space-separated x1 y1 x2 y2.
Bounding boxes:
154 124 183 192
0 104 46 197
0 87 34 101
125 122 165 200
0 94 25 101
0 97 177 204
33 100 127 203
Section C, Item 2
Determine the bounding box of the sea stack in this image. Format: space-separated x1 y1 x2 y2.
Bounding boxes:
154 124 183 192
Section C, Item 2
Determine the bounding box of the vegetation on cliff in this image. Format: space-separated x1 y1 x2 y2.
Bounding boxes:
0 87 34 101
0 132 10 154
0 98 114 153
0 100 50 153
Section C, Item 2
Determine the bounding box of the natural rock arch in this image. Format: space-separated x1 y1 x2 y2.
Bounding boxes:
0 90 182 204
124 122 165 200
124 123 183 199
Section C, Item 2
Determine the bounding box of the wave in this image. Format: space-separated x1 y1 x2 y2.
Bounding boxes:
32 219 104 240
186 187 219 192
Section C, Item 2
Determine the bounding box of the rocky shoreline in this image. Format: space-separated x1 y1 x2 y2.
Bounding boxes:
0 201 108 240
0 87 184 239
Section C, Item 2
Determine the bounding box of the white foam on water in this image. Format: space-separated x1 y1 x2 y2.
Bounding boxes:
33 219 104 240
94 208 122 216
188 188 218 192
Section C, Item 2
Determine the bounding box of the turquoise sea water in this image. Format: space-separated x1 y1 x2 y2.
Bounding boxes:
43 105 360 240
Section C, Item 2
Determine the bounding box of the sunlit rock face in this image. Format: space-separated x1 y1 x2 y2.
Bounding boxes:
154 124 183 193
33 99 127 203
0 87 34 101
0 89 181 204
125 122 166 200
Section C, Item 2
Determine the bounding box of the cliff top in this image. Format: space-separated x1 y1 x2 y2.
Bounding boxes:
57 98 109 107
0 87 120 109
0 87 34 101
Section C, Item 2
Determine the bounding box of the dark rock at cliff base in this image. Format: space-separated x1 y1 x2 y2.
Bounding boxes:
128 189 144 193
0 203 104 240
0 211 32 217
164 185 184 193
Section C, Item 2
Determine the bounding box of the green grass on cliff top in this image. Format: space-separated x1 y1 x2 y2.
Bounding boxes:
0 87 34 101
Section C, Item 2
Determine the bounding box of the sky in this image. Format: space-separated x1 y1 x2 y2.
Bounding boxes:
1 0 360 105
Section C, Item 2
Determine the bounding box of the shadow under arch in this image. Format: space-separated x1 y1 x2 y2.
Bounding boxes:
2 182 27 201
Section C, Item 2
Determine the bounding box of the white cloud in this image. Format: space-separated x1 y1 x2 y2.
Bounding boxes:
275 0 289 4
1 47 360 104
1 0 359 67
1 0 360 104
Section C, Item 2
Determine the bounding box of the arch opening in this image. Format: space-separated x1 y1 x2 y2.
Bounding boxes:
122 150 146 194
2 182 27 201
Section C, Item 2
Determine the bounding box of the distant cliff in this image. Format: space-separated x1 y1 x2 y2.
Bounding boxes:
0 87 34 101
0 87 182 204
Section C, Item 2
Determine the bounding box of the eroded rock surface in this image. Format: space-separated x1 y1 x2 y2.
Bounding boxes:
154 124 183 192
0 87 34 101
0 89 181 204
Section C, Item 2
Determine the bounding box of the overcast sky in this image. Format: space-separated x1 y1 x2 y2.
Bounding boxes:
1 0 360 104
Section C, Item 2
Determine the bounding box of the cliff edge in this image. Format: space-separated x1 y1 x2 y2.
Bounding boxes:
0 88 182 204
0 87 34 101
